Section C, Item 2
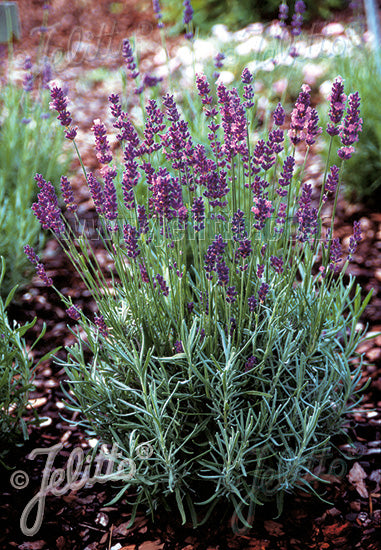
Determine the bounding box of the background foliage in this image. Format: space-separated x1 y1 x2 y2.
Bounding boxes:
161 0 348 33
0 67 68 297
326 47 381 203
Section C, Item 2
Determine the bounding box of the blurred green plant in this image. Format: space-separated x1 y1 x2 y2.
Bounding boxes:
0 58 69 297
0 257 53 462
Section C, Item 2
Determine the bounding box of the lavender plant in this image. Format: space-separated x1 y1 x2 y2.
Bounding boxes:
0 53 68 296
28 68 371 526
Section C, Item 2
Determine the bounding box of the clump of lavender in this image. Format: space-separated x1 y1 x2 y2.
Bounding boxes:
29 67 371 528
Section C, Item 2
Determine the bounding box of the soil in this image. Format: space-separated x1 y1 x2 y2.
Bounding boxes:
1 1 380 549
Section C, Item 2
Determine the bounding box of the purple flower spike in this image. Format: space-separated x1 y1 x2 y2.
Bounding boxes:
258 283 269 304
226 286 238 304
137 205 149 234
216 260 229 286
339 91 362 157
192 196 205 232
248 295 258 312
162 93 180 122
268 128 284 154
24 245 40 266
214 52 225 69
23 56 32 70
60 176 77 212
242 68 255 109
32 174 64 234
42 60 52 89
152 0 164 28
109 94 122 118
156 274 169 296
92 119 112 165
348 221 362 259
270 255 284 274
174 340 183 353
241 68 253 84
102 166 118 221
36 263 53 286
235 238 252 262
64 127 77 140
50 86 72 127
291 0 306 36
143 73 162 88
278 3 289 27
245 356 257 372
273 102 286 126
23 72 33 92
327 77 346 136
288 84 311 145
337 146 355 160
296 183 318 242
151 169 182 222
122 39 139 79
329 238 342 272
323 165 339 202
94 314 108 337
251 196 274 230
305 107 322 146
87 172 105 215
139 263 150 283
196 74 212 106
232 210 247 242
123 223 140 259
67 306 81 321
204 235 226 279
277 155 295 197
183 0 194 38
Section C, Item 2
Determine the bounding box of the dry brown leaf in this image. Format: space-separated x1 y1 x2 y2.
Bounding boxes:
348 462 369 498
